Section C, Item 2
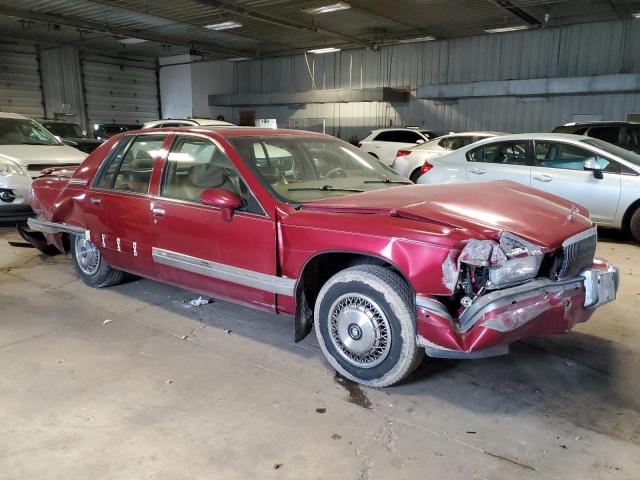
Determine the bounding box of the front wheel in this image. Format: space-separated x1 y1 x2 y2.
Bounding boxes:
314 265 424 387
629 207 640 243
71 234 125 288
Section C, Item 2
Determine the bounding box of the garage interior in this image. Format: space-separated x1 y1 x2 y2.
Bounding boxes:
1 1 640 479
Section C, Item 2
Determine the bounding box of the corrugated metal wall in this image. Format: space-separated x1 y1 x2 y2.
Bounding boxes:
200 19 640 140
0 44 44 118
82 55 159 126
40 46 87 126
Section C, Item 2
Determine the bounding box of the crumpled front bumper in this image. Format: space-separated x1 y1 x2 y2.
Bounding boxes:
415 264 619 359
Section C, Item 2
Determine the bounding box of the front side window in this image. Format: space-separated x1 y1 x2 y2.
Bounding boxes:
94 135 166 193
467 141 529 165
228 135 410 203
161 136 249 206
534 141 619 173
0 118 61 146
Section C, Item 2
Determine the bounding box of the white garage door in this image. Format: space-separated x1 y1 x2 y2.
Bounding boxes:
82 55 159 127
0 44 44 118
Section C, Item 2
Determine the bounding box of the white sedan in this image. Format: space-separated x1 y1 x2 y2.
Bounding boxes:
417 133 640 241
358 128 438 166
392 131 506 182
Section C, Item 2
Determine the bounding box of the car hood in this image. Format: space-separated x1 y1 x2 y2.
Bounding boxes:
0 144 87 166
301 181 592 249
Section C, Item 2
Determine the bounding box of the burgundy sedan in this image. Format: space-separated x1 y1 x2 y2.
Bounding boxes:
25 127 619 387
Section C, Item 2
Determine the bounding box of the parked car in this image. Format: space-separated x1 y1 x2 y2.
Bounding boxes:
392 132 506 182
24 127 618 387
142 118 235 128
93 123 140 142
0 112 86 222
358 128 439 166
553 121 640 153
417 133 640 241
40 120 103 154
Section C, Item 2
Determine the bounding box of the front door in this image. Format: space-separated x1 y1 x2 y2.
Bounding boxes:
464 139 532 186
150 134 279 310
530 140 621 224
85 133 168 275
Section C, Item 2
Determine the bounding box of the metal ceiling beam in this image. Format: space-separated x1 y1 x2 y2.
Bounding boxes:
193 0 377 50
0 5 255 58
489 0 543 26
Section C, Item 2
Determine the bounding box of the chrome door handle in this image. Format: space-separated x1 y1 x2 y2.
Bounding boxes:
533 174 552 182
152 207 166 217
469 168 486 175
90 197 101 205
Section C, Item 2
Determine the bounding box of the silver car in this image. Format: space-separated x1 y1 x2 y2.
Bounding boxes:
417 133 640 241
392 131 506 182
0 113 86 222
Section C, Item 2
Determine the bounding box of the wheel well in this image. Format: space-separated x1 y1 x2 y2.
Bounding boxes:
409 167 422 182
293 252 411 342
621 199 640 232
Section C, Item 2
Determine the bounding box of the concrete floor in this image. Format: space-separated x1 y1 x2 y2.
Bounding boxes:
1 226 639 480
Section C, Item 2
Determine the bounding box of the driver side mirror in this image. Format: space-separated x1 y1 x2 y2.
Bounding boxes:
200 188 242 221
584 159 604 179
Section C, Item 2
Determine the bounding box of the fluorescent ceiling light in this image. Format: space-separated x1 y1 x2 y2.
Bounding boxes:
397 35 436 44
204 21 242 30
118 37 147 45
302 2 350 14
632 12 640 18
484 25 529 33
307 47 341 54
227 57 251 61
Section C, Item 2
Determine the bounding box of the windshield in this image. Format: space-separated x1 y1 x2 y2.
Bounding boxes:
43 122 89 138
228 135 411 203
0 118 61 145
581 138 640 167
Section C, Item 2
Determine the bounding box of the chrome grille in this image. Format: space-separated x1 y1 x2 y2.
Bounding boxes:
558 227 597 279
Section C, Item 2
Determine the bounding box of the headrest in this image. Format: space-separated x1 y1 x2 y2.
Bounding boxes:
130 149 156 169
188 163 226 188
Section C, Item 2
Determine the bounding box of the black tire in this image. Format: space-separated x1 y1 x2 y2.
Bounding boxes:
314 265 424 387
630 208 640 243
71 234 125 288
409 168 422 184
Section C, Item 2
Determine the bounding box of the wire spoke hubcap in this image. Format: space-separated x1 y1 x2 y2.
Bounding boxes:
329 293 391 369
75 236 100 275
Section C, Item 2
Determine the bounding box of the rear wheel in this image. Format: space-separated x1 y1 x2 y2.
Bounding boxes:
629 208 640 243
71 234 125 287
314 265 424 387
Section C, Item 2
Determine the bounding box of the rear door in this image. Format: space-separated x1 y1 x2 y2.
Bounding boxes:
150 134 279 310
464 140 532 185
85 133 168 275
530 141 621 223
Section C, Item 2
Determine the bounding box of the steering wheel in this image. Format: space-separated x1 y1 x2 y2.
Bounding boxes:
323 167 347 179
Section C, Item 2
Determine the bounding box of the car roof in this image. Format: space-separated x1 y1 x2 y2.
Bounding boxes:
370 127 429 133
127 126 327 138
439 131 507 137
460 132 591 148
0 112 29 119
561 121 638 126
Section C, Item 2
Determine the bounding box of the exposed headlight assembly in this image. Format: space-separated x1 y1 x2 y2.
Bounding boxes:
0 157 27 176
488 254 543 287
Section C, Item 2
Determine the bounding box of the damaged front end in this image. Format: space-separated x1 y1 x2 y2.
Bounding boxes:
418 227 618 359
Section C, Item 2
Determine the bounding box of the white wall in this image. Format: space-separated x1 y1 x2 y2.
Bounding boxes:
159 55 194 119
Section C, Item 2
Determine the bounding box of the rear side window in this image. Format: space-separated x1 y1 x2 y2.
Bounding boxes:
439 136 475 151
624 126 640 146
374 130 421 143
467 141 530 165
94 135 166 193
588 126 620 144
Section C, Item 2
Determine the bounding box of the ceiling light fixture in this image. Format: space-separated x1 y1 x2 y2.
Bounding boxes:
204 21 242 30
118 37 147 45
227 57 251 61
307 47 341 54
632 12 640 18
484 24 529 33
397 35 436 44
302 2 351 14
